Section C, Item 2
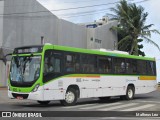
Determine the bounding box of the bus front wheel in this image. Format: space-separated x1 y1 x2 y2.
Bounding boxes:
60 88 77 106
126 86 135 100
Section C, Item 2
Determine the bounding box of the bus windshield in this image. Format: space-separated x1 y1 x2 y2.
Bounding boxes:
10 56 41 83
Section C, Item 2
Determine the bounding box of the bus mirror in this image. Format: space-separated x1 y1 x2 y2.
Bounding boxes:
2 53 13 65
5 53 13 57
0 57 7 65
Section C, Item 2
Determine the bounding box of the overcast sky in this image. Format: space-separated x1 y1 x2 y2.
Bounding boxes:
38 0 160 81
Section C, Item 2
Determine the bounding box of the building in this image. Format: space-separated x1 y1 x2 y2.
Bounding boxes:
0 0 117 87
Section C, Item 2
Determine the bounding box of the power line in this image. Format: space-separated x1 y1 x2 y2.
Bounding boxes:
57 0 113 4
62 11 109 18
58 8 110 17
0 0 146 8
0 0 151 18
0 1 120 16
135 0 150 3
0 0 120 8
60 0 152 18
41 0 119 4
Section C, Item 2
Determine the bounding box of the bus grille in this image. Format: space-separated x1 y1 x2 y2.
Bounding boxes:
12 93 29 99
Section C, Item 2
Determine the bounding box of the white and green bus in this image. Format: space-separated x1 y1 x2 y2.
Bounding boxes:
8 44 157 106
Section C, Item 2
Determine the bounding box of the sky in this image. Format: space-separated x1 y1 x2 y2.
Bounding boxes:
38 0 160 81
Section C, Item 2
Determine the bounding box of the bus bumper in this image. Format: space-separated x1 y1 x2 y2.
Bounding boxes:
8 90 44 101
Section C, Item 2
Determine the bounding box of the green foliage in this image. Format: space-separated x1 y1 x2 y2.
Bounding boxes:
109 0 160 56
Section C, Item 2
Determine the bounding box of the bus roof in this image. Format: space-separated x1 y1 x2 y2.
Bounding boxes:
13 44 155 61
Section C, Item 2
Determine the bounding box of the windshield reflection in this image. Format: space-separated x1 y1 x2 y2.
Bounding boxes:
10 56 41 83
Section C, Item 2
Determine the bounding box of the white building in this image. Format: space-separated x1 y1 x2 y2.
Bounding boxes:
0 0 117 87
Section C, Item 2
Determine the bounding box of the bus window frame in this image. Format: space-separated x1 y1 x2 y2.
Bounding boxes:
43 50 63 83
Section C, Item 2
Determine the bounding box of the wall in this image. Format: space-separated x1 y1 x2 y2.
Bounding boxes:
3 0 59 48
2 0 88 49
0 1 4 48
0 0 117 87
58 19 87 48
0 60 6 87
87 21 118 50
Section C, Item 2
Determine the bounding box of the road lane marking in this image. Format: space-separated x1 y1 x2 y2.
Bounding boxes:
80 102 122 110
121 104 155 111
62 103 98 109
138 100 160 104
99 103 138 111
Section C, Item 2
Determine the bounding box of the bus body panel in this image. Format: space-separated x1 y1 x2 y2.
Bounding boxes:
9 75 156 101
40 75 157 101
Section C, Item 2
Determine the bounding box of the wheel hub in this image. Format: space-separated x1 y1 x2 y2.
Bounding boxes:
65 91 75 103
128 89 133 98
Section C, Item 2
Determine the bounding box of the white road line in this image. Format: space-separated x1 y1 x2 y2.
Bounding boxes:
98 103 138 111
80 102 122 110
62 103 98 109
138 100 160 104
121 104 155 111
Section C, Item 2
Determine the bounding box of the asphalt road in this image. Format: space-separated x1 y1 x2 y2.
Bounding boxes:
0 89 160 120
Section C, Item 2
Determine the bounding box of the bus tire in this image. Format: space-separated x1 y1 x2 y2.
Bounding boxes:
126 86 135 100
60 88 77 106
99 97 110 101
37 101 50 105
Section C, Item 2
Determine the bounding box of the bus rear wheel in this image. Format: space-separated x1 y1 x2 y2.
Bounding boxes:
60 88 77 106
37 101 50 105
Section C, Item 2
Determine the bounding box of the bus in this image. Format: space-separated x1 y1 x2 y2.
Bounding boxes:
8 44 157 106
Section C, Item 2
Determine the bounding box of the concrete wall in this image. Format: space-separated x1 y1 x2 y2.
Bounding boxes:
96 21 118 50
0 1 4 87
0 61 6 87
2 0 88 49
87 21 118 50
58 19 87 48
2 0 117 50
0 1 4 48
3 0 59 48
0 0 117 87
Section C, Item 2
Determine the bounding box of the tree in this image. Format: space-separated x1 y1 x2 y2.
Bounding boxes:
109 0 160 56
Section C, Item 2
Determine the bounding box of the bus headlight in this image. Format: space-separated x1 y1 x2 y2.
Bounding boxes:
32 84 40 92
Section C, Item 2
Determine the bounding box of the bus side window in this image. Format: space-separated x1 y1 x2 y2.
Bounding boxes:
147 61 156 75
126 59 137 74
65 54 80 73
54 58 61 72
113 58 125 74
81 54 95 73
43 50 62 83
137 60 147 75
98 57 112 74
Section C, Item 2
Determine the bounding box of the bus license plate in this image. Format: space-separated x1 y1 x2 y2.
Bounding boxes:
16 96 23 100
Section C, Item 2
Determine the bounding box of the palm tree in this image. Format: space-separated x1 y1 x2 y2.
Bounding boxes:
109 0 160 56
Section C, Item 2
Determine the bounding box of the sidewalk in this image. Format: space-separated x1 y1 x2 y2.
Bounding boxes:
0 86 7 90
